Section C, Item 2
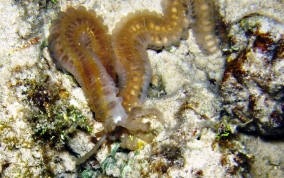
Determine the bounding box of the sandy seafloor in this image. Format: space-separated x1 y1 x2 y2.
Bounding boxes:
0 0 284 177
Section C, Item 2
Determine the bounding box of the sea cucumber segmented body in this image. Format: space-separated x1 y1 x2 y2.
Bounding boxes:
192 0 220 54
48 0 192 133
112 0 192 113
48 7 127 132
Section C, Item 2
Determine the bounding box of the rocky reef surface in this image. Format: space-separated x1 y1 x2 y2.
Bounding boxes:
0 0 283 177
220 15 284 137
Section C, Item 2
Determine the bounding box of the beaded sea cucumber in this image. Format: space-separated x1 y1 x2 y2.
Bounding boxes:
48 0 191 135
48 0 218 163
191 0 220 54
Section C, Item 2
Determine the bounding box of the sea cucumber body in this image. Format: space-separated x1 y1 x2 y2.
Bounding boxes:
48 7 127 132
48 0 192 132
192 0 220 54
112 0 192 113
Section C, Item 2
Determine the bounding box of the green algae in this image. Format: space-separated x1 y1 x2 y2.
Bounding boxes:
240 15 261 33
215 116 233 139
51 0 57 5
80 142 139 178
24 78 92 150
101 143 132 177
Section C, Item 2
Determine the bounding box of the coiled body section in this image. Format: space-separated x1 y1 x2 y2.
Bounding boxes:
48 7 127 132
112 0 191 113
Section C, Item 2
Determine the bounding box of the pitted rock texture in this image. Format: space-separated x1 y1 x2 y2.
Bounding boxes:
220 16 284 137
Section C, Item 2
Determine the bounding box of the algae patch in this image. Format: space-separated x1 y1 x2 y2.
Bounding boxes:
21 73 91 150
